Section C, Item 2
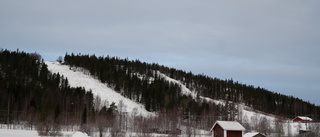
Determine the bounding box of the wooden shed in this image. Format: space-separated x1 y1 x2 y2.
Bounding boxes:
292 116 312 122
210 121 246 137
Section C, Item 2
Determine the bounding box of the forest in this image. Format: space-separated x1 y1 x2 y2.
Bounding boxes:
0 50 95 135
1 49 320 136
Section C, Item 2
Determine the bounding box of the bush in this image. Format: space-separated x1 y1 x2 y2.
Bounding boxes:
36 122 62 137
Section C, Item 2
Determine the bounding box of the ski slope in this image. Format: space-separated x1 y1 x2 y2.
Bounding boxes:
45 61 153 116
157 71 225 105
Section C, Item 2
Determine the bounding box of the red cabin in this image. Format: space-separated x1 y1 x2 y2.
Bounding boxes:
292 116 312 123
210 121 245 137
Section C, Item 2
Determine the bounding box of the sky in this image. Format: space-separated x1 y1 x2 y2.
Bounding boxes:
1 0 320 105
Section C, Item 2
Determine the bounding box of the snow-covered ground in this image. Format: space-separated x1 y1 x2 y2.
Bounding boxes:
45 61 153 116
0 128 89 137
0 129 39 137
0 128 212 137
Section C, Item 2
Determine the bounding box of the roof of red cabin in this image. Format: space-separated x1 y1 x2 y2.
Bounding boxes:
293 116 312 121
210 121 245 132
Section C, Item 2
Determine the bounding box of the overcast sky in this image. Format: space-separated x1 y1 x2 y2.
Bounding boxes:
1 0 320 105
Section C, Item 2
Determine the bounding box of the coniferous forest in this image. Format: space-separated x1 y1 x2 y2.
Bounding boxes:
0 50 95 132
1 49 320 136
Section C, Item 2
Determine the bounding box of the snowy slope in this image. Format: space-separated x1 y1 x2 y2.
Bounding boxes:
0 129 39 137
45 61 153 116
157 71 225 105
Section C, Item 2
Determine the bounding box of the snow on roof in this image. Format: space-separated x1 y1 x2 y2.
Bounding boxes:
244 132 265 137
293 116 312 121
295 116 313 121
210 121 245 131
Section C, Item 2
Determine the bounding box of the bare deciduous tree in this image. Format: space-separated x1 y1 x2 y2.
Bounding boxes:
274 118 284 137
258 117 271 135
241 115 251 131
94 96 102 111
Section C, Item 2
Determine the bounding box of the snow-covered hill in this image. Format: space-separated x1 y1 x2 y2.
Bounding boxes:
45 61 153 116
45 61 224 116
45 61 319 136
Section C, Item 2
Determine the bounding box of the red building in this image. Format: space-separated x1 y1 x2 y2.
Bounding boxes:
292 116 312 122
210 121 246 137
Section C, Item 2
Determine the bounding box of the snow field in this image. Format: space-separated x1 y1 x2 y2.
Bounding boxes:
0 128 212 137
0 128 89 137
